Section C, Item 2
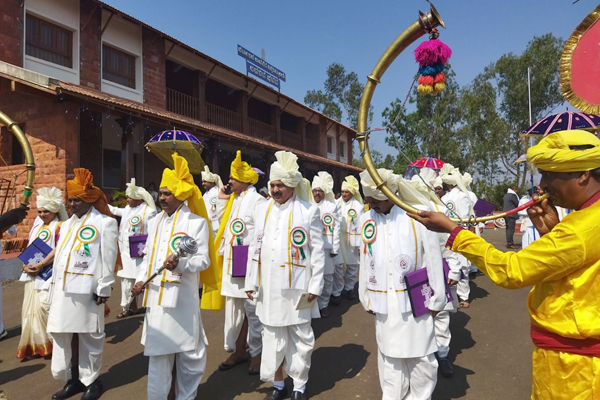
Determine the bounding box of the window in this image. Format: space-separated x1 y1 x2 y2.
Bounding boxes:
1 125 25 165
103 45 136 89
340 141 345 158
327 136 333 154
26 14 73 68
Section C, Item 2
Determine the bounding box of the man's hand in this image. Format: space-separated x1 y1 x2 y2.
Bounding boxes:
330 252 337 258
429 310 440 317
96 296 109 305
246 290 256 300
218 186 231 200
407 210 458 234
24 264 41 276
131 281 145 296
308 293 317 302
0 207 28 231
447 279 458 286
367 310 375 315
527 193 559 236
163 254 179 271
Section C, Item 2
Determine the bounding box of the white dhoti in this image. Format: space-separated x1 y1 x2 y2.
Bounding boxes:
148 341 207 400
433 311 450 359
377 350 438 400
51 332 105 386
318 256 334 309
456 256 470 302
261 322 314 391
224 296 263 357
120 278 140 311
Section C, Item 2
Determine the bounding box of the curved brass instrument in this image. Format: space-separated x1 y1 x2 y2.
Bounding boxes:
356 3 548 223
0 111 35 208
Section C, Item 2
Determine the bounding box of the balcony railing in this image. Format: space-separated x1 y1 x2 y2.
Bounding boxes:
205 102 242 132
281 129 302 150
249 118 276 141
166 88 200 120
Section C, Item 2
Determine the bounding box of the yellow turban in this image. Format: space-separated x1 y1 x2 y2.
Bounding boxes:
160 153 224 311
341 175 363 203
527 129 600 172
230 151 258 184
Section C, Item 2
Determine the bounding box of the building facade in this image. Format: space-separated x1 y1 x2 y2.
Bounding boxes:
0 0 361 246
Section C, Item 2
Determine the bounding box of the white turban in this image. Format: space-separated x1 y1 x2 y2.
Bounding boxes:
126 178 157 211
440 163 469 194
312 171 335 203
417 167 437 187
462 172 473 188
36 187 68 221
201 166 223 188
410 173 445 207
341 175 363 203
360 168 397 201
397 177 432 207
434 176 443 189
270 151 303 188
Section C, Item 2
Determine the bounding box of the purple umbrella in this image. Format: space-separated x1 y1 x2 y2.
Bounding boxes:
521 111 600 136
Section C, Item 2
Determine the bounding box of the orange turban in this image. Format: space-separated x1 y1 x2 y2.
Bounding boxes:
67 168 110 216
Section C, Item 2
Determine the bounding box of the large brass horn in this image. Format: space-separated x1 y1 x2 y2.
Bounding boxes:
0 111 35 208
356 3 548 223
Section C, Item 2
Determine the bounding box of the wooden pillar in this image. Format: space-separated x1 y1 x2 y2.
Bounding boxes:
299 117 307 152
319 116 328 158
273 107 281 144
116 117 138 190
238 91 249 134
348 135 353 165
335 124 341 162
198 71 207 121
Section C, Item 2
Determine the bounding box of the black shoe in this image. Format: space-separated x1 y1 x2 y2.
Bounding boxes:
320 307 331 318
81 380 104 400
438 357 454 378
291 391 307 400
52 379 86 400
330 295 341 306
264 387 288 400
346 290 356 300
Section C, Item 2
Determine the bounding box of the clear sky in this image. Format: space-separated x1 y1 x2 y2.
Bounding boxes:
104 0 594 156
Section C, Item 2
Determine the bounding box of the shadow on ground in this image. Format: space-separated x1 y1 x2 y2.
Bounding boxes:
0 363 45 386
312 292 360 341
102 352 148 391
197 359 267 399
104 315 144 345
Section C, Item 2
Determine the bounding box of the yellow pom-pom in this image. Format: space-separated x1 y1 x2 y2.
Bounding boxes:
417 84 434 94
434 82 446 92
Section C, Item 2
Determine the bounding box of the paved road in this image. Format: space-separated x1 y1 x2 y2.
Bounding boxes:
0 229 532 399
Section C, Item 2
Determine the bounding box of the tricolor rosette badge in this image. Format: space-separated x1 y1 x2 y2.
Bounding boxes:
229 218 246 245
290 227 309 261
210 196 217 210
361 219 377 255
169 232 187 254
37 228 51 243
348 209 357 224
76 225 99 255
322 213 334 233
129 215 142 233
446 201 457 217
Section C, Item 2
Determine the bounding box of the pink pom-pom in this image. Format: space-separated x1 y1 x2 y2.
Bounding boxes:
414 39 452 66
434 73 446 83
418 75 434 85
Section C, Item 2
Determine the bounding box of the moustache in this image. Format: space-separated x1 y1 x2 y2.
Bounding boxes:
271 192 282 197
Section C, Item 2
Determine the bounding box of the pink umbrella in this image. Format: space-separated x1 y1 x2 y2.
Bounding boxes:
409 157 445 170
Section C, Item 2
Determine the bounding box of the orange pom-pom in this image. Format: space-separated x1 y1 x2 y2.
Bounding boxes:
418 75 435 86
434 73 446 83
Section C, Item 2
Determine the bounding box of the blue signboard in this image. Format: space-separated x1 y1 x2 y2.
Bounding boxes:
246 62 280 89
238 45 286 82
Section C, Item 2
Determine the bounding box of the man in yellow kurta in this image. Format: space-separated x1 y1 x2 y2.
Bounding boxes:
410 129 600 400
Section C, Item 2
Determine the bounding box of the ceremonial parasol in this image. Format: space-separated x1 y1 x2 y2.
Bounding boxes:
514 154 527 164
252 167 265 177
520 111 600 136
409 157 445 169
145 130 205 174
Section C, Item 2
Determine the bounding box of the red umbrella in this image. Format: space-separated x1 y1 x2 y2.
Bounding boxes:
409 157 445 170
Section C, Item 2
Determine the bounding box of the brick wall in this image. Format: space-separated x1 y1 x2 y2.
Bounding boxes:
0 0 23 67
0 81 79 244
142 27 166 109
80 0 101 89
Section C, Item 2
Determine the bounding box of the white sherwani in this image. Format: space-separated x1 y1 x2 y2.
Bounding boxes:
315 198 341 309
137 204 210 400
219 186 265 356
47 206 118 386
109 203 156 310
333 197 364 296
245 195 325 390
203 185 221 236
359 206 445 400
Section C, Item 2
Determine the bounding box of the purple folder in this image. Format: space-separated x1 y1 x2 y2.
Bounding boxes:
405 265 453 318
129 234 148 258
19 238 53 281
473 199 496 217
232 245 249 277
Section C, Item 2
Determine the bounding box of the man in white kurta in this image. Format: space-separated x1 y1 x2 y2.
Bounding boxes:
47 169 117 400
440 164 472 308
245 151 325 400
359 169 446 400
332 175 364 304
311 171 340 317
201 165 224 237
132 154 212 400
216 151 265 373
108 178 157 317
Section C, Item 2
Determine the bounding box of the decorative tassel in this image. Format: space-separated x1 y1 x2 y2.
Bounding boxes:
413 28 452 96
